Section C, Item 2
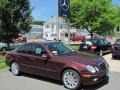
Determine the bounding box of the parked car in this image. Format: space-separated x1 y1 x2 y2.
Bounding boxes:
0 42 24 51
70 36 85 41
5 41 109 90
0 42 7 51
79 38 111 55
112 38 120 58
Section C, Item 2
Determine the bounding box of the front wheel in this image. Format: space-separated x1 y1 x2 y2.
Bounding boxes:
62 69 81 90
11 62 20 76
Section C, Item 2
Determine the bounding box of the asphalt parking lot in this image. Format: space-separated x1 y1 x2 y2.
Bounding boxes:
0 53 120 90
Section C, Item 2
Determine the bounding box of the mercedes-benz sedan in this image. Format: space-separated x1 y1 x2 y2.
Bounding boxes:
79 38 111 55
5 41 109 90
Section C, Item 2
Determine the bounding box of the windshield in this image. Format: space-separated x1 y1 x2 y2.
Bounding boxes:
46 42 74 55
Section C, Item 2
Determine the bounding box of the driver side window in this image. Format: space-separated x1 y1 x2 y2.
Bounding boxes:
33 44 46 55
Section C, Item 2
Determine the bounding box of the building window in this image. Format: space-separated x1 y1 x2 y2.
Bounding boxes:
45 33 48 37
61 24 62 29
65 33 68 37
45 24 50 28
51 24 54 29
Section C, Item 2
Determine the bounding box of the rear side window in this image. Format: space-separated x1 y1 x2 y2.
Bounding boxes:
99 39 108 45
17 44 34 54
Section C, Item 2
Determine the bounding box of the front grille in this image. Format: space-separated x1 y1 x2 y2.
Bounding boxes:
98 62 107 71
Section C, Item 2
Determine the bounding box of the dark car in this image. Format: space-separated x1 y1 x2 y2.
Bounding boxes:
5 41 109 90
112 39 120 58
79 38 111 55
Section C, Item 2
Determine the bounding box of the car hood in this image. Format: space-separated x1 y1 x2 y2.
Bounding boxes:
57 52 104 65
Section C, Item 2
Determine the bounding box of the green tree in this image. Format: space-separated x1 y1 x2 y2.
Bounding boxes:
113 6 120 33
32 21 45 25
0 0 32 50
70 0 116 37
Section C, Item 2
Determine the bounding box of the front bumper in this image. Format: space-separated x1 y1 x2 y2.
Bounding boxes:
81 72 109 85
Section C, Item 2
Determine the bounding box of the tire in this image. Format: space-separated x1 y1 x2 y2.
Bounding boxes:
62 69 81 90
11 62 20 76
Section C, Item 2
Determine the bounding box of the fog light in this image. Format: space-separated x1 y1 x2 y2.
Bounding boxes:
93 78 98 81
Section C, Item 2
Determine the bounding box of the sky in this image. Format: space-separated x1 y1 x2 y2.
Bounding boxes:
30 0 56 21
30 0 120 21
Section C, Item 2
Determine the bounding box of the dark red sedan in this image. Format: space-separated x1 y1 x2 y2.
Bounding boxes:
5 41 109 90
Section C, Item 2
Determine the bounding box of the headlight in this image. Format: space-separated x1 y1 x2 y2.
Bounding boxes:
95 66 100 71
86 65 96 73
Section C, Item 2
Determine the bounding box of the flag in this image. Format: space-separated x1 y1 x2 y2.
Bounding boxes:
58 0 70 18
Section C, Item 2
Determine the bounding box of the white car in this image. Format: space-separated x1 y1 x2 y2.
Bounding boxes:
44 33 57 41
0 42 7 51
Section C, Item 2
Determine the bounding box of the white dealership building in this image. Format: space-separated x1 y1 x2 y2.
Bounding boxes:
43 17 77 42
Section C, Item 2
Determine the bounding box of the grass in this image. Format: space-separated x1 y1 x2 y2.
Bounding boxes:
0 58 8 70
70 44 79 50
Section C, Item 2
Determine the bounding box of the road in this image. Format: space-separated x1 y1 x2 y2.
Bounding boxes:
0 54 120 90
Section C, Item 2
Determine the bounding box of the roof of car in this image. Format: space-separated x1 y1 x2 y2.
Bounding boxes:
26 41 60 45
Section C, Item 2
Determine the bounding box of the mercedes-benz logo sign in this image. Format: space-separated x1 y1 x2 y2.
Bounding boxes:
60 0 69 11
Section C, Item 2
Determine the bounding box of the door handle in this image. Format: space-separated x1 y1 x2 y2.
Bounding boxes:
29 57 35 60
17 55 21 58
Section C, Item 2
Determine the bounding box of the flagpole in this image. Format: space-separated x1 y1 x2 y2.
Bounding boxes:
67 18 70 45
57 0 59 41
68 0 70 45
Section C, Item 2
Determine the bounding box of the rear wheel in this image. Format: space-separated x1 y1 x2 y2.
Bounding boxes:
62 69 81 90
11 62 20 76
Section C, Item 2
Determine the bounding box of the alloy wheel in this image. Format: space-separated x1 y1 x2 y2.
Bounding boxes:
62 69 81 90
11 62 20 76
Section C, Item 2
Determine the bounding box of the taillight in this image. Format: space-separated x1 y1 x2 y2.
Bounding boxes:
91 46 97 50
112 46 116 51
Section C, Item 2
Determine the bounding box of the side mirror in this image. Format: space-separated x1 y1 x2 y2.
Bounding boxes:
41 54 49 59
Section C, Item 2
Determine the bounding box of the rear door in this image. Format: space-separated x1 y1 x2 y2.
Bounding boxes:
16 43 53 76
